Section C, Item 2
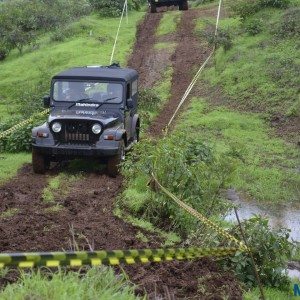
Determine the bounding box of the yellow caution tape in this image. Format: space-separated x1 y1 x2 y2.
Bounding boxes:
0 247 239 269
151 173 248 252
0 109 50 140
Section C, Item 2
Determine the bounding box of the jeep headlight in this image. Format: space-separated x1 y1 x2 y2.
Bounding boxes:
92 123 102 134
52 122 62 133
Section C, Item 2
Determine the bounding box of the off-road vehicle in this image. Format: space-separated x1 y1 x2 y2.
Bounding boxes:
32 64 140 177
148 0 188 13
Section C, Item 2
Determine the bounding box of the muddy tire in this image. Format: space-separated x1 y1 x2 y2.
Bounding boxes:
32 149 49 174
133 123 140 143
179 0 188 10
150 3 157 13
107 140 125 177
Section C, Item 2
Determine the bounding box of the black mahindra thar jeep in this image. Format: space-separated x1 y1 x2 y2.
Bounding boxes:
32 64 140 177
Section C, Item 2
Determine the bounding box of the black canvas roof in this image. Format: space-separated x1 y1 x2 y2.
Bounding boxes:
52 66 138 82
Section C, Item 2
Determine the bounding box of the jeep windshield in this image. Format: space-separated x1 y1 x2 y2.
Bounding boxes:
52 80 123 104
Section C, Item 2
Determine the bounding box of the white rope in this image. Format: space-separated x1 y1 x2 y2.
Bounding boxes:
166 0 223 130
110 0 128 64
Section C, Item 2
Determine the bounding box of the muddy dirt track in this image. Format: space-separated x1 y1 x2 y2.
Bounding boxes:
0 7 242 299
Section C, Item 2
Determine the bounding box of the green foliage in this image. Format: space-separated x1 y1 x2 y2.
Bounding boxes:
205 8 300 120
276 7 300 37
225 216 292 290
0 267 139 300
89 0 124 17
156 11 181 36
0 113 46 152
122 134 236 236
200 24 233 51
176 99 300 203
138 89 161 111
230 0 290 19
89 0 143 17
243 18 264 35
0 152 30 184
0 0 91 58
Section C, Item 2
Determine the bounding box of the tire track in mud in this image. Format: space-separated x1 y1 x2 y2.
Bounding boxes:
0 8 242 299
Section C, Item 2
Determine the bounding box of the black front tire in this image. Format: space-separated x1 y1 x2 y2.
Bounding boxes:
179 0 188 10
107 140 125 177
150 3 157 13
32 149 49 174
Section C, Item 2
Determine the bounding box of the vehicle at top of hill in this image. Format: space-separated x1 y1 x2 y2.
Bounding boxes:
31 64 140 177
148 0 188 13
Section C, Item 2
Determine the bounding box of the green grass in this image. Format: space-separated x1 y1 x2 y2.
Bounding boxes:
156 11 181 36
0 208 19 219
204 8 300 119
0 153 30 184
244 282 300 300
0 267 140 300
176 98 300 203
154 42 177 50
114 207 181 247
42 173 81 203
153 66 173 102
0 11 145 121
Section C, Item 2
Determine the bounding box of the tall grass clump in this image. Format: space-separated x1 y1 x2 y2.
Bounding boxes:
122 133 237 237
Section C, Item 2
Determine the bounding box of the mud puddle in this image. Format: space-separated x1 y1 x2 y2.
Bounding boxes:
225 189 300 279
225 189 300 242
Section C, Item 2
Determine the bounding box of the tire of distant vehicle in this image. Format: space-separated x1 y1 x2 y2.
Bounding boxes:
179 0 188 10
150 3 157 13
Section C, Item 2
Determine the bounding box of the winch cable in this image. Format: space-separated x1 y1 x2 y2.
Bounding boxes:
165 0 222 132
110 0 128 64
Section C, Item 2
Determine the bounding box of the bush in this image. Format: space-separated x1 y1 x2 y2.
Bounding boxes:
0 0 91 59
203 28 233 51
225 216 292 290
138 89 161 111
243 18 263 35
277 7 300 37
89 0 124 17
122 134 237 236
231 0 291 19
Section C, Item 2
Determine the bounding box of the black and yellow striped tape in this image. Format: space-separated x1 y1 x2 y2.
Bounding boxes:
0 109 50 140
151 173 248 252
0 247 238 268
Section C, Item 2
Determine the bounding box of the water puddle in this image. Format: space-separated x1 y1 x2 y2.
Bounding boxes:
225 189 300 242
225 189 300 279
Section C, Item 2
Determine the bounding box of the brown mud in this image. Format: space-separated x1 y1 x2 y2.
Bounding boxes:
0 7 242 299
148 8 216 136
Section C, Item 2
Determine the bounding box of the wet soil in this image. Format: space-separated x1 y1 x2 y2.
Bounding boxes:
0 7 242 299
148 8 216 136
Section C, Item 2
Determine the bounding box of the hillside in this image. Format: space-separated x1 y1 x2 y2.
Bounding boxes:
0 0 299 299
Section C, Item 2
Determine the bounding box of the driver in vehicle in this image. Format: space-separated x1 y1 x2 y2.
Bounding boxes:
65 82 88 101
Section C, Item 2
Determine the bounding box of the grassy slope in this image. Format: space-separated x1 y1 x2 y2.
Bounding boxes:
193 5 300 203
0 10 144 184
0 12 144 120
203 7 300 124
177 99 299 203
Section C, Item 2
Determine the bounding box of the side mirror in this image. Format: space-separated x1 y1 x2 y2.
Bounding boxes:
43 95 50 108
126 98 134 109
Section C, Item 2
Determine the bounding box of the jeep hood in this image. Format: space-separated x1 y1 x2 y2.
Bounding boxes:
48 108 120 126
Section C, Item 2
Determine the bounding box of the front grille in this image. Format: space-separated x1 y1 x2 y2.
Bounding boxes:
53 120 100 145
64 131 90 143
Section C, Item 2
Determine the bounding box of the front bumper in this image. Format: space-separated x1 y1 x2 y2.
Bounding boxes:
32 143 119 158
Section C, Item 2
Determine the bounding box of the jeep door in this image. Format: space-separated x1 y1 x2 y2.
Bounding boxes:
124 81 136 141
